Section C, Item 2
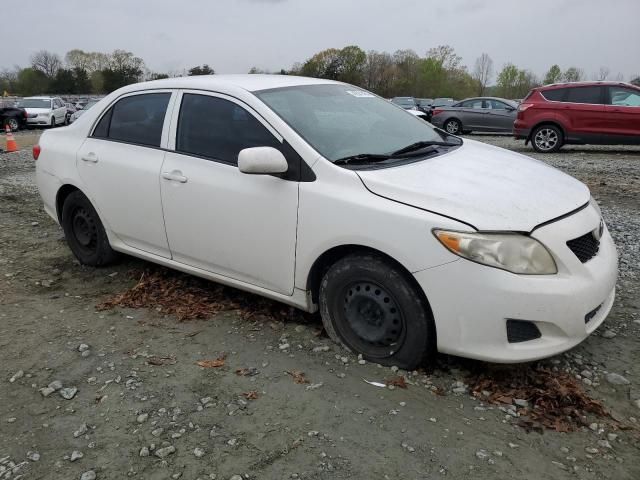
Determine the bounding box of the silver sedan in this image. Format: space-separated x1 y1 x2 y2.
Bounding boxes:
430 97 518 135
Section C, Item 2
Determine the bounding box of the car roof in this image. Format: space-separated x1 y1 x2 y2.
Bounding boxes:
120 74 339 94
24 96 55 100
541 81 637 89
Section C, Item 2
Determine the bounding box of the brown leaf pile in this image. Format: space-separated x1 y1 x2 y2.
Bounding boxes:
468 367 610 432
287 370 310 384
385 376 408 389
97 268 312 323
196 354 226 368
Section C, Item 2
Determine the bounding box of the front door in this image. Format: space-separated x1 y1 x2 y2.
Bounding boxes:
484 99 517 132
77 91 174 258
160 92 299 295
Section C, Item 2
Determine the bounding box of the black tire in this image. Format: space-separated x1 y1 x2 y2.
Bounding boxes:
444 118 462 135
50 116 56 128
61 191 118 266
4 117 19 132
531 124 563 153
319 253 435 370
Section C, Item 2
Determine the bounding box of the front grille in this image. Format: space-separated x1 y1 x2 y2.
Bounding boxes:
506 319 542 343
567 231 600 263
585 305 601 324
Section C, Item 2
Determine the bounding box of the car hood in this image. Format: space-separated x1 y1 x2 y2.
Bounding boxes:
356 139 590 232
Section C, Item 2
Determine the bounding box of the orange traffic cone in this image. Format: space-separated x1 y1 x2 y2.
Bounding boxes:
5 124 18 152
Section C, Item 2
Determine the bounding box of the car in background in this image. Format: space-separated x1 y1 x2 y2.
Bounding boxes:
69 99 100 123
514 81 640 152
416 98 434 113
64 103 78 124
423 98 456 121
430 97 518 134
0 101 27 131
18 97 67 128
407 109 430 122
391 97 418 110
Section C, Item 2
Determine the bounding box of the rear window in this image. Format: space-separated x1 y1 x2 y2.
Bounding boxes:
565 86 603 104
92 93 170 147
540 88 566 102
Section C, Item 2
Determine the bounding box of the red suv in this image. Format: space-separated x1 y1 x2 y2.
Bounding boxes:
514 81 640 153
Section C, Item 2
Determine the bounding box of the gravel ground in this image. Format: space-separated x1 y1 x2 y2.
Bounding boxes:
1 135 639 480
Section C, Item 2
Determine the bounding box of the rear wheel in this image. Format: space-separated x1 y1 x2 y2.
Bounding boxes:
319 253 435 370
4 118 19 131
444 118 462 135
531 125 563 153
61 191 118 266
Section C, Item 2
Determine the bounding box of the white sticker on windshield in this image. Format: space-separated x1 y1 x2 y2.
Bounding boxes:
346 90 375 98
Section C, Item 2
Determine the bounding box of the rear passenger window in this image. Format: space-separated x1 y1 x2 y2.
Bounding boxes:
93 93 170 147
176 94 281 165
565 87 603 104
541 88 566 101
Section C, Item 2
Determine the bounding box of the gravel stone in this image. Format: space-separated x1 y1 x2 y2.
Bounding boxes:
80 471 96 480
9 370 24 383
154 445 176 458
73 424 88 438
70 450 83 462
26 451 40 461
602 330 617 339
606 373 630 385
78 344 90 352
139 447 150 457
60 387 78 400
48 380 63 391
193 447 205 458
137 413 149 423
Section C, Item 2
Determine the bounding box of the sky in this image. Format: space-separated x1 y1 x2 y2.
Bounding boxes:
3 0 639 81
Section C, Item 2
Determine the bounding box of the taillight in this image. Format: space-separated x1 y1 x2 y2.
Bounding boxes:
432 108 443 116
518 103 534 112
32 144 41 160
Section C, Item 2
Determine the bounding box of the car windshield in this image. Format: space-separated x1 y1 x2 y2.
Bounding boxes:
84 100 99 109
256 85 445 162
391 97 416 108
19 99 51 109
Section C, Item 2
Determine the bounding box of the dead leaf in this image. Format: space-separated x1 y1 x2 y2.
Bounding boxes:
235 367 259 377
385 376 408 389
196 354 226 368
287 370 310 384
243 391 259 400
147 355 176 366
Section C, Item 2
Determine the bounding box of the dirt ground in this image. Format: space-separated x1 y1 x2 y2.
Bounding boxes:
1 130 639 480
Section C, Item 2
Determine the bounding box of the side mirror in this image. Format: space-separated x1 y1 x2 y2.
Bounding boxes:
238 147 288 175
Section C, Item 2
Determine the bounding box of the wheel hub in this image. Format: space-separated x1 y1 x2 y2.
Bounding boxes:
72 208 97 249
343 282 402 347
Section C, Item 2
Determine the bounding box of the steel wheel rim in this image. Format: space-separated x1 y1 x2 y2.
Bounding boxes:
534 128 558 151
337 281 406 358
8 119 18 131
71 207 98 254
446 120 459 134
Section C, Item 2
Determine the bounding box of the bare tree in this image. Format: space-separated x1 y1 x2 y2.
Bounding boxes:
614 72 624 81
472 53 493 95
30 50 62 78
596 66 610 81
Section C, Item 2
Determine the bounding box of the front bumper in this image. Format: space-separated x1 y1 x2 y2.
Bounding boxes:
414 204 618 363
27 116 50 125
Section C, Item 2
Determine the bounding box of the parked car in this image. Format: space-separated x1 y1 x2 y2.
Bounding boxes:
407 109 430 122
18 96 67 127
35 75 617 369
514 81 640 152
64 103 78 124
0 101 27 131
430 97 518 134
391 97 418 110
69 99 99 123
416 98 434 113
423 98 456 121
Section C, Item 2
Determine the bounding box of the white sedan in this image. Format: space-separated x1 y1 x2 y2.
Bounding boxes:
34 75 617 369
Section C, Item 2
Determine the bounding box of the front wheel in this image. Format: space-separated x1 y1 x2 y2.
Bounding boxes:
531 125 563 153
444 118 462 135
319 253 435 370
61 191 118 266
50 117 56 128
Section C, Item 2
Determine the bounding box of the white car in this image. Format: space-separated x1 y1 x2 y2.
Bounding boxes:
34 75 618 369
20 96 67 127
69 99 100 123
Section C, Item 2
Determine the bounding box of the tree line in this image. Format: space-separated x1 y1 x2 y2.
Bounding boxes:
2 46 638 99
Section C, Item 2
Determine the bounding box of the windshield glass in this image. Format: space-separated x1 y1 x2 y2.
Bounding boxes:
19 99 52 109
391 97 416 108
256 85 444 162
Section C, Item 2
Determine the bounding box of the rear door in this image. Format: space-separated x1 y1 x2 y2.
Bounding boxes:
76 91 175 258
561 86 605 141
457 99 487 129
602 85 640 139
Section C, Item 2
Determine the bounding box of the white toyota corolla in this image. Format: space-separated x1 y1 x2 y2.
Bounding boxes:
35 75 618 369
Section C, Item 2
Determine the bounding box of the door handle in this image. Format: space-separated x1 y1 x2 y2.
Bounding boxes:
162 171 188 183
81 152 98 163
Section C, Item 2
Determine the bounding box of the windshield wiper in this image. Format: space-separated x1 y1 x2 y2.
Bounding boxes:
334 153 391 165
391 140 461 156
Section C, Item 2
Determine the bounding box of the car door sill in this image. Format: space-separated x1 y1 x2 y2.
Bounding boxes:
109 240 315 312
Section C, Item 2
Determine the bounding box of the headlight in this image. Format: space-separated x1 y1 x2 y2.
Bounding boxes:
434 230 557 275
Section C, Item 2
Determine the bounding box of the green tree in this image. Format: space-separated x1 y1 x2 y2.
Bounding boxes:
90 71 104 94
496 63 520 98
563 67 584 82
73 67 91 93
336 45 366 85
543 64 563 85
188 64 215 76
631 76 640 86
16 68 50 96
149 73 170 80
50 69 76 94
